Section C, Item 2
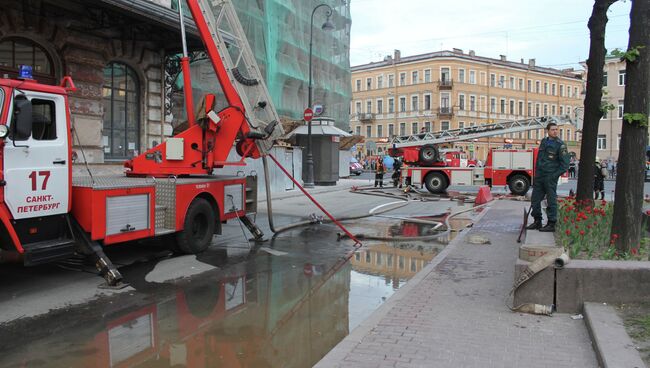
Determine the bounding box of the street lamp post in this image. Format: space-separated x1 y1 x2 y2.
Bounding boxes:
304 3 335 188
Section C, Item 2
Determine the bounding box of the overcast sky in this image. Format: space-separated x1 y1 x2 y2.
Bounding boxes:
349 0 632 69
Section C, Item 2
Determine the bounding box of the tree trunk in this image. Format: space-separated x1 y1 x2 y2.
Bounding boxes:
611 0 650 253
576 0 618 204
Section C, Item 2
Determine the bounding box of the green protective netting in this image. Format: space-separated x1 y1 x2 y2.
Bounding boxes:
172 0 352 131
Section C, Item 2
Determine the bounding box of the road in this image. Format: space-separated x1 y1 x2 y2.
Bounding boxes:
0 185 464 368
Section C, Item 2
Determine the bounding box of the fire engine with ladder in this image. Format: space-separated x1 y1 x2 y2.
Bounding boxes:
389 116 574 195
0 0 355 287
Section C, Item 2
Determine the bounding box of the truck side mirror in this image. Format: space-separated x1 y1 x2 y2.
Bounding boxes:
12 95 33 141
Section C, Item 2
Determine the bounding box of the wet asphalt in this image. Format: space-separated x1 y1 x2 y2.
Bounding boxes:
0 187 461 368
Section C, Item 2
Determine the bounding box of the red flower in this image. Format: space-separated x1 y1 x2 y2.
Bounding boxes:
587 225 591 229
565 229 571 236
631 247 638 255
601 200 607 205
593 221 598 226
579 230 585 236
612 234 619 240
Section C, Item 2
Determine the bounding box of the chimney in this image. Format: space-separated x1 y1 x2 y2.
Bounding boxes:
384 55 393 62
500 55 506 61
520 58 524 64
453 48 463 54
528 58 536 67
469 50 475 57
394 49 401 62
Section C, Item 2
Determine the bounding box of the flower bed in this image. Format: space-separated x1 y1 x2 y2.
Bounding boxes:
556 197 649 260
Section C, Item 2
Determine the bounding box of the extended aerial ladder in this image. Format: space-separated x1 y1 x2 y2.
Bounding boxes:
388 115 573 166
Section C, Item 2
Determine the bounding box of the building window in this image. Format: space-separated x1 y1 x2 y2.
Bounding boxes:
510 76 515 89
355 79 361 92
388 124 394 136
597 134 607 150
388 74 394 87
527 79 532 92
518 101 524 116
411 122 418 134
535 81 540 93
470 95 476 111
603 71 608 87
411 95 418 111
490 73 496 87
355 126 360 135
399 97 406 112
441 93 450 111
618 70 626 86
366 77 372 90
499 75 505 88
399 123 406 135
458 69 465 83
551 105 556 115
552 83 556 96
377 75 383 89
618 100 624 118
377 99 383 114
424 94 431 110
388 98 395 113
441 121 450 130
509 100 515 115
366 125 372 138
412 70 419 84
459 94 465 110
490 98 496 113
544 82 549 95
459 121 465 129
366 100 372 113
560 105 564 115
103 62 140 159
518 78 524 91
574 87 579 97
424 69 431 83
527 102 532 117
377 124 383 137
535 103 540 116
0 38 56 85
469 70 476 84
560 84 565 96
355 101 362 114
543 104 548 115
500 98 506 114
399 72 406 86
567 106 572 116
424 121 431 132
441 67 451 83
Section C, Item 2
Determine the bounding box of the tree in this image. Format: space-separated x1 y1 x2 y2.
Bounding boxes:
611 0 649 253
576 0 619 203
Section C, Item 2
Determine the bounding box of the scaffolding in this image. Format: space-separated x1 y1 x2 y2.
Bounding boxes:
168 0 352 131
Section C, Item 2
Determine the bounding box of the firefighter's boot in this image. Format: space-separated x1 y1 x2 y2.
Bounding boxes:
539 221 556 232
526 218 543 230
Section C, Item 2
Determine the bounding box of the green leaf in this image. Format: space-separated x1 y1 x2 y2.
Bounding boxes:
623 113 649 127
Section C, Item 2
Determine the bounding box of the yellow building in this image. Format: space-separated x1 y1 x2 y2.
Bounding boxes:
351 49 584 160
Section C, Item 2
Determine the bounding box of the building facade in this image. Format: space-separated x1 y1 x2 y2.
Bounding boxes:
351 49 584 161
594 56 627 162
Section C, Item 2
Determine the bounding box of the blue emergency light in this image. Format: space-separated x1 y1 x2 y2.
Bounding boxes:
19 65 33 79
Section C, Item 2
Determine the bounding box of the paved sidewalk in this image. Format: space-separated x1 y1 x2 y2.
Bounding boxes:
316 199 598 368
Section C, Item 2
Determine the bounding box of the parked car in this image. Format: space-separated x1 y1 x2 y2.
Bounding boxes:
350 158 363 176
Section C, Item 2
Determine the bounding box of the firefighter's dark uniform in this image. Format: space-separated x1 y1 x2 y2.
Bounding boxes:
529 136 570 231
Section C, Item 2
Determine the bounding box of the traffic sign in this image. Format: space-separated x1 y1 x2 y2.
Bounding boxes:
303 108 314 122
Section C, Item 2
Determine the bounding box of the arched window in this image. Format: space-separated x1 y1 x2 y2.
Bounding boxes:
102 62 140 159
0 38 55 85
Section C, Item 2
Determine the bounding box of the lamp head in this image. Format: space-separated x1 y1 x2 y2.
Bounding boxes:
321 15 335 31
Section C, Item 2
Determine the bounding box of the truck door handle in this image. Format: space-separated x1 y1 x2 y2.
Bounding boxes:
53 160 66 165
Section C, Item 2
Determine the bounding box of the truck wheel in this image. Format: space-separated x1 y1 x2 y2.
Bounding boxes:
508 174 530 196
176 198 215 254
418 144 439 166
424 172 448 193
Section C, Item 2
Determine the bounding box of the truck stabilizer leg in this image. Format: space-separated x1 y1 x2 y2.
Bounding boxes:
239 215 266 242
71 219 127 288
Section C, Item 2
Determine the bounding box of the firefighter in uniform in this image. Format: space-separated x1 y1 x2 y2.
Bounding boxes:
527 122 570 232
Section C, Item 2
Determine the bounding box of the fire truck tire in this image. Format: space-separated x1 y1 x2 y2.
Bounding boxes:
176 198 215 254
418 145 439 165
424 172 448 193
508 174 531 196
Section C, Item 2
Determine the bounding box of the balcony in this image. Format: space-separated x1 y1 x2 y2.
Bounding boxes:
438 107 453 117
438 78 453 89
358 113 375 123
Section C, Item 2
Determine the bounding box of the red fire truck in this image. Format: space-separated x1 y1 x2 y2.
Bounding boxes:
389 116 573 195
0 0 288 286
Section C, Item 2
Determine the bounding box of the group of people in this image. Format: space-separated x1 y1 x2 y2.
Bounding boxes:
370 155 402 188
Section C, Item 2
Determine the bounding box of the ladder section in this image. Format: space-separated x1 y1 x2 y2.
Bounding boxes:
191 0 284 154
390 115 573 149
